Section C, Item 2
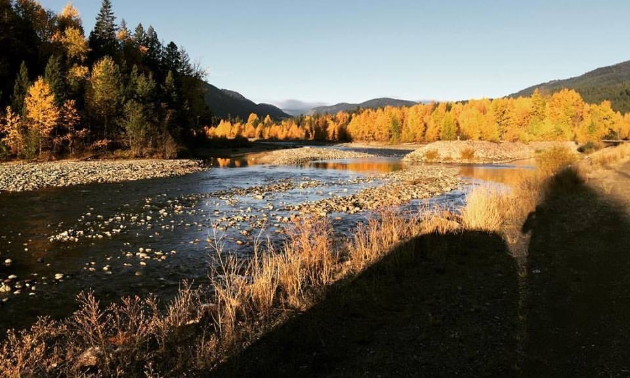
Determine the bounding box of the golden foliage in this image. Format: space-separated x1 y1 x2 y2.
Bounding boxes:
207 89 630 145
0 106 24 154
25 78 59 154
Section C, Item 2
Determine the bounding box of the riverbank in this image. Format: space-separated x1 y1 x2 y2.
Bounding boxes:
404 140 578 164
259 146 375 165
0 159 206 193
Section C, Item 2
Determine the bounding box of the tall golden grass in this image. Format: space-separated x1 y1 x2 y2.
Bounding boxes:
0 208 458 377
462 144 630 238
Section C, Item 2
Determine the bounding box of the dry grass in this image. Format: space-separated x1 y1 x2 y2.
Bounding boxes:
424 149 439 162
589 143 630 167
1 212 446 376
461 186 509 232
536 145 579 174
460 147 476 161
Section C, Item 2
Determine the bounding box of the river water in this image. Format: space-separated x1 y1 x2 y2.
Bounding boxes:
0 152 535 334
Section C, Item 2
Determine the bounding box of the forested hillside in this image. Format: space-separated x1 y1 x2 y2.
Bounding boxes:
202 82 290 121
0 0 214 159
207 89 630 144
511 61 630 113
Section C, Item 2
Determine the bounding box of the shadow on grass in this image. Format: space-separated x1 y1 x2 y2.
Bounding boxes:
523 168 630 377
213 231 520 377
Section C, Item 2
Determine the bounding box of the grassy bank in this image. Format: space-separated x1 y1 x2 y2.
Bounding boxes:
2 144 629 376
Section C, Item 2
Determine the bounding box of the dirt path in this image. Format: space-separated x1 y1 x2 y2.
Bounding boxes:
522 160 630 376
212 160 630 377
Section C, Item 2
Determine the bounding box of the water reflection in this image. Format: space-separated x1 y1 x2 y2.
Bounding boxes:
457 159 536 186
306 158 406 174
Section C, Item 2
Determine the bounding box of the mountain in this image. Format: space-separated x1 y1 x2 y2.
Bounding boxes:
309 98 419 115
202 82 291 120
510 60 630 113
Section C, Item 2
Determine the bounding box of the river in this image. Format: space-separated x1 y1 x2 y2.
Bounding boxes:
0 151 535 335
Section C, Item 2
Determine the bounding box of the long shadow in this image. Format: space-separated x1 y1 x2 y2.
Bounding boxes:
213 231 520 377
523 169 630 376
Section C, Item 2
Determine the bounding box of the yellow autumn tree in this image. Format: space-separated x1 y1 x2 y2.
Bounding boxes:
25 78 60 155
60 27 89 63
59 99 84 153
1 106 24 156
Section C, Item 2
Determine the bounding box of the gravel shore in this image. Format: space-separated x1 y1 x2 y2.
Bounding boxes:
292 165 461 215
404 141 579 164
0 159 206 193
260 147 374 165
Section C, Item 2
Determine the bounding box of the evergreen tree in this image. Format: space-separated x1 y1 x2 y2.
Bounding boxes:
11 62 30 115
163 42 180 73
145 26 162 69
89 0 117 60
44 55 65 106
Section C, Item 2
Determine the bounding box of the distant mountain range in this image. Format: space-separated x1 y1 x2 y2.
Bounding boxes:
308 98 419 115
510 60 630 113
202 82 291 121
203 59 630 122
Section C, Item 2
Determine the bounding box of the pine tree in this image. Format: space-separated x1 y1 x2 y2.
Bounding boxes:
11 62 30 115
44 55 66 106
163 42 180 73
145 26 162 68
89 0 117 59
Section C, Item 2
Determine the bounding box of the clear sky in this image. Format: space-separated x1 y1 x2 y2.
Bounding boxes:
44 0 630 107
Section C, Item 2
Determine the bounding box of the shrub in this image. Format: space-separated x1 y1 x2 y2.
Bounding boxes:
536 146 578 174
578 141 603 154
424 149 439 162
460 147 475 161
461 186 507 232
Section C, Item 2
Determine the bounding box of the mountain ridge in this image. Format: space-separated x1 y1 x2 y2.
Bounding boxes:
202 82 291 121
309 97 419 115
510 60 630 113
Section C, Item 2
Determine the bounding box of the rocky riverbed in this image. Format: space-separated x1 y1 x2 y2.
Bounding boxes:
260 147 375 165
0 159 206 193
292 166 461 215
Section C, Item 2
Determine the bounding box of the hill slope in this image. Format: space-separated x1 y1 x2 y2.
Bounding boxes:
202 82 291 120
510 60 630 113
309 98 418 115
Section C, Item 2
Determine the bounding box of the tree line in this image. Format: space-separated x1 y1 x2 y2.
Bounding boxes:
0 0 211 160
207 89 630 144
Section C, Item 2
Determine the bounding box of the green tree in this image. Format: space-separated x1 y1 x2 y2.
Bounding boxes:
123 100 147 155
44 55 65 106
440 112 457 140
89 0 117 59
87 56 122 139
11 62 30 115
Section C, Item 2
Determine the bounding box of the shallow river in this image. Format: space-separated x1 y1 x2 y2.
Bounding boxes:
0 153 534 334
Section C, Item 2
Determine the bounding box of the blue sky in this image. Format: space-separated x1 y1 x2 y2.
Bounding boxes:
45 0 630 107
